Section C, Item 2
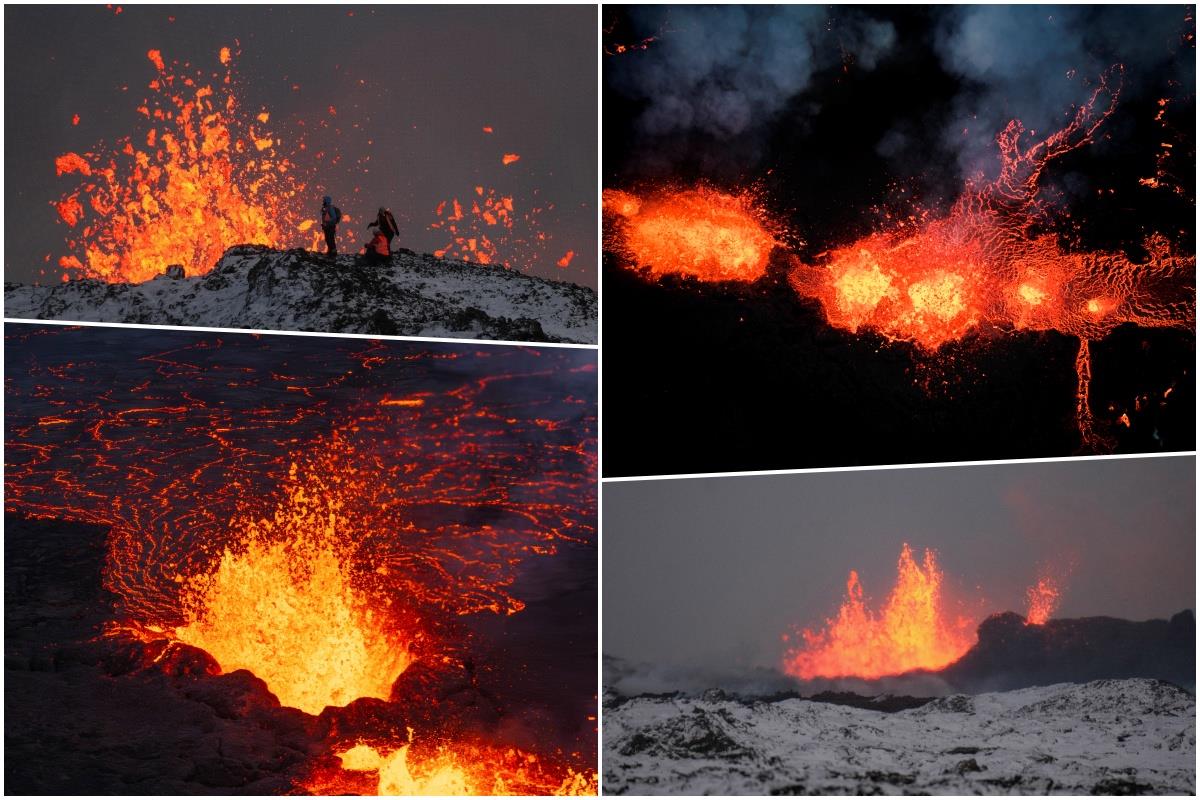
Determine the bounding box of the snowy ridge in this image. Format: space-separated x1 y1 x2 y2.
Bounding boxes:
5 245 597 344
603 678 1195 795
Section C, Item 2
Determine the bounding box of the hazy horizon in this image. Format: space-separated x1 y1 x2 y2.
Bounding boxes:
604 457 1195 671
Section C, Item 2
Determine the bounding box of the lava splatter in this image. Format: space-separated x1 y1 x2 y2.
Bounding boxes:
54 47 312 282
603 185 779 282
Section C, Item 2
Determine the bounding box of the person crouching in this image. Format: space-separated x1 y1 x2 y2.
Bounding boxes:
361 229 390 265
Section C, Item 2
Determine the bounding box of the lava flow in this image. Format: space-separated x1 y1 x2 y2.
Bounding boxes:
789 66 1193 348
5 327 598 791
603 186 779 281
783 543 1071 680
55 47 312 282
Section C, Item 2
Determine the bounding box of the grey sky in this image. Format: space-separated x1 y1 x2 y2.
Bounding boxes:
604 457 1196 670
4 4 596 286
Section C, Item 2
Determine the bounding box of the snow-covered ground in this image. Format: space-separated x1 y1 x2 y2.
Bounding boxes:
5 245 596 344
603 679 1195 795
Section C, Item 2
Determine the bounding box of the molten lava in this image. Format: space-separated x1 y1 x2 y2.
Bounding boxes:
1025 576 1062 626
789 67 1193 354
5 331 598 791
783 544 976 680
174 468 412 714
309 737 597 796
603 186 779 281
54 47 311 282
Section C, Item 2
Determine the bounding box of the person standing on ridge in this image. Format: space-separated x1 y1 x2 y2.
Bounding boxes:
320 195 342 257
368 207 399 249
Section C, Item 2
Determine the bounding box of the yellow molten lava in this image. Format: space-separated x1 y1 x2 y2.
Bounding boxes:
783 543 975 680
174 468 411 714
331 739 598 796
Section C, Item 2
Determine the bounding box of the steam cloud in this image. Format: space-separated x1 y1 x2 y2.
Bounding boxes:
609 6 1192 191
607 5 896 176
930 5 1195 180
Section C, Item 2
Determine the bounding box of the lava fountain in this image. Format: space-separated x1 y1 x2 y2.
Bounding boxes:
602 186 779 281
173 466 412 714
1025 575 1062 626
784 544 1075 680
783 543 976 680
54 47 312 282
5 329 598 792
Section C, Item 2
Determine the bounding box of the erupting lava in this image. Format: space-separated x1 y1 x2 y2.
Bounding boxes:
603 186 779 281
785 544 1077 680
5 330 598 792
786 67 1193 447
1025 575 1062 626
174 468 412 714
604 65 1192 452
308 737 597 795
789 66 1193 350
783 544 975 680
430 183 558 272
55 47 312 282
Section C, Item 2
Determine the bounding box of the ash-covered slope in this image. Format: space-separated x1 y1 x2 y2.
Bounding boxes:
603 678 1196 795
5 245 597 344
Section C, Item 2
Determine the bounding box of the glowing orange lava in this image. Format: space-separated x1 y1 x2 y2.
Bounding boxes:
1025 575 1061 626
783 544 976 680
783 65 1193 446
603 186 778 281
174 466 412 714
788 66 1193 346
54 47 312 282
430 184 560 271
308 737 597 796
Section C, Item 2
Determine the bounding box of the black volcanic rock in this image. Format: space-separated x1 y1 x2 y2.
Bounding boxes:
939 610 1196 693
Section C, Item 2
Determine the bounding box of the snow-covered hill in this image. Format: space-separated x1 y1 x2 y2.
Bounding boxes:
5 245 597 344
603 679 1195 795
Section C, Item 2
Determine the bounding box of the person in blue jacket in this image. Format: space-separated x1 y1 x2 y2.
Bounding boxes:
320 195 342 256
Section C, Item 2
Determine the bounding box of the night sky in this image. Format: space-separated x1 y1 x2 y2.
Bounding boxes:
604 457 1195 670
5 5 597 286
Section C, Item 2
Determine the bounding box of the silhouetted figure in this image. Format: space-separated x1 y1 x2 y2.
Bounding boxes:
320 195 342 256
368 207 399 249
